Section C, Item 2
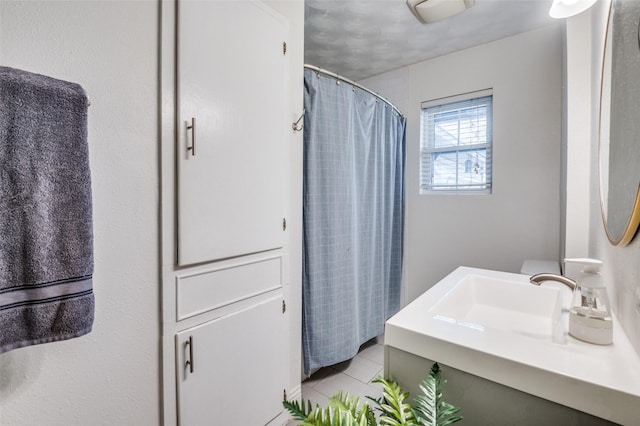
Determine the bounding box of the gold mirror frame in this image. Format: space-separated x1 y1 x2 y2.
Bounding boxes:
598 0 640 246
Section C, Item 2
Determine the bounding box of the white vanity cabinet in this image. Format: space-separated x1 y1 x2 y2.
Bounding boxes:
176 0 288 266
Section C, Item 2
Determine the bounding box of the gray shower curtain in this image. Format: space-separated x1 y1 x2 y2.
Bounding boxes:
302 68 405 374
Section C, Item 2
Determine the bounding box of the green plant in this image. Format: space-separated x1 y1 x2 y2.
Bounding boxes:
413 363 463 426
283 363 462 426
369 377 415 425
283 391 376 426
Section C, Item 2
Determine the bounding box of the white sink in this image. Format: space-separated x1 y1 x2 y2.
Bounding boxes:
385 266 640 425
429 273 563 341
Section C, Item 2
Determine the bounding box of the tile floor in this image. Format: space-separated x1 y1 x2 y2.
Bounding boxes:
285 337 385 425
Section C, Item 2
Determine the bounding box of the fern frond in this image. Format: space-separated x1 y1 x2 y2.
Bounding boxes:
293 390 376 426
363 402 378 426
284 398 316 421
301 404 366 426
291 364 462 426
372 377 417 425
329 391 361 415
330 390 377 425
413 363 462 426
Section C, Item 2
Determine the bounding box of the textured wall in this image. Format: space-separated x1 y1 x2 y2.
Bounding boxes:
362 25 563 301
0 1 160 425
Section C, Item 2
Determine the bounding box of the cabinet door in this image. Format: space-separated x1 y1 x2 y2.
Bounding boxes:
176 296 288 425
177 0 288 265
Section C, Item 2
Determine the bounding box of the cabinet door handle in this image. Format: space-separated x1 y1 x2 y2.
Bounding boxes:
187 117 196 156
185 335 194 373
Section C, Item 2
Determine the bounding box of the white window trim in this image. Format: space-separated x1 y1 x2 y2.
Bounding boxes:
420 88 493 195
420 88 493 110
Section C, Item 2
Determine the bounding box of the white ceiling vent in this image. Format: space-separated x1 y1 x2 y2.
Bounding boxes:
407 0 476 24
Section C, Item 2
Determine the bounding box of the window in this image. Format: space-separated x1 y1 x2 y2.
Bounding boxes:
420 90 493 194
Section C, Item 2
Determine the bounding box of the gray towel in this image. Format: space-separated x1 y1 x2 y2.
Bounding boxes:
0 66 94 354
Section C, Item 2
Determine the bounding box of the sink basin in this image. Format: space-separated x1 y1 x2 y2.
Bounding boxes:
385 266 640 425
429 273 563 340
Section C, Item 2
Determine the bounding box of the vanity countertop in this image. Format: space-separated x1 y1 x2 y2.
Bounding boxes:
385 266 640 425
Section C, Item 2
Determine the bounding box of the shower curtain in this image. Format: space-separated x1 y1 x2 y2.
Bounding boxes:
302 68 406 374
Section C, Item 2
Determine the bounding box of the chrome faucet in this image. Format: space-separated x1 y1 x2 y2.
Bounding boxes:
530 273 576 291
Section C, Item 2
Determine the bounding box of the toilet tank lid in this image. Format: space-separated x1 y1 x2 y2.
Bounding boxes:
520 260 561 275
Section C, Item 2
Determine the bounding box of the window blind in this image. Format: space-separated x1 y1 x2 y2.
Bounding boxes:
420 90 493 193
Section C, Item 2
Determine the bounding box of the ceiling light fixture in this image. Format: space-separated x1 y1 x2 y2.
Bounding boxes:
548 0 598 18
406 0 476 24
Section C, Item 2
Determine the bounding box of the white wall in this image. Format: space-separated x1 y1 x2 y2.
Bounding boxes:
576 0 640 354
359 67 409 122
0 1 161 425
362 25 563 301
565 12 593 260
1 1 304 425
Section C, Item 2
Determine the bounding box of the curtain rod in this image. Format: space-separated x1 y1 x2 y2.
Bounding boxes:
304 64 404 118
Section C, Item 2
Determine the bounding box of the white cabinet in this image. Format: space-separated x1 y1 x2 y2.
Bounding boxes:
176 295 288 426
176 0 288 266
162 1 298 424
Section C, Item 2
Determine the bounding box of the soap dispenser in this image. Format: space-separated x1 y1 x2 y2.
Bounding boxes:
565 258 613 345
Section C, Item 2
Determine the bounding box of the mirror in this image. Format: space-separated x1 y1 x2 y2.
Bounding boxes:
599 0 640 246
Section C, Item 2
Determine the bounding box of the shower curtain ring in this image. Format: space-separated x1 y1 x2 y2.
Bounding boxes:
292 109 305 132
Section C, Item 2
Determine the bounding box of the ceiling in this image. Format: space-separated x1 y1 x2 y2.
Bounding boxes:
304 0 560 81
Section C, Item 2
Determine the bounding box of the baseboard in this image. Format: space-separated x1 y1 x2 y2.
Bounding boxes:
287 383 302 401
